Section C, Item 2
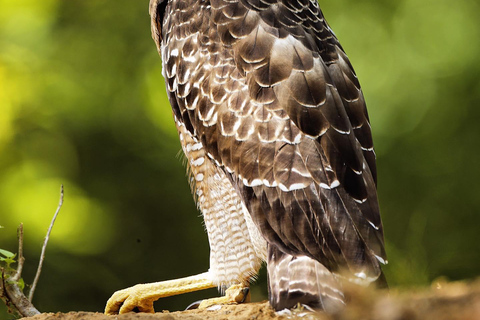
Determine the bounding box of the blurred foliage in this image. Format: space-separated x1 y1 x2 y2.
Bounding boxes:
0 0 479 317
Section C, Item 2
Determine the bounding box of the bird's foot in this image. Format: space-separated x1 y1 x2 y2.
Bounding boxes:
105 272 215 315
105 283 156 314
196 284 250 309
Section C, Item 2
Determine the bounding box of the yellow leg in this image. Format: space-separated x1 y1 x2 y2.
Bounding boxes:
105 272 215 315
105 272 250 315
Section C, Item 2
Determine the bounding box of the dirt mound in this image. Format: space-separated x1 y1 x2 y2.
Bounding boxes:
21 302 282 320
20 280 480 320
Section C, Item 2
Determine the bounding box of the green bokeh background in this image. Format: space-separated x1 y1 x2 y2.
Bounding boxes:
1 0 479 317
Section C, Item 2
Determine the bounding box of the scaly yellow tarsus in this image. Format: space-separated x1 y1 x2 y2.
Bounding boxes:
105 272 216 315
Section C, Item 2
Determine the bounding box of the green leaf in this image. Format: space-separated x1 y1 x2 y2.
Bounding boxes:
0 248 16 258
17 277 25 291
0 249 16 268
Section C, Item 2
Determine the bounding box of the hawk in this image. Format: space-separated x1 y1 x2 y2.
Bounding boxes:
105 0 387 314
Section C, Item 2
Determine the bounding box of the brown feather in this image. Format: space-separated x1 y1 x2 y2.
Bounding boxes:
151 0 387 312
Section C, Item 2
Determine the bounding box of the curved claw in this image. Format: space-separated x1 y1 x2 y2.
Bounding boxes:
238 287 250 303
185 300 203 310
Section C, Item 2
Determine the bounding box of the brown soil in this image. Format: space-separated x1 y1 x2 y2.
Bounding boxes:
20 279 480 320
20 302 281 320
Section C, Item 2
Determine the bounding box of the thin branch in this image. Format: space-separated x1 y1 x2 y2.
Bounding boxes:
11 224 24 282
1 268 40 317
0 223 40 317
29 185 64 302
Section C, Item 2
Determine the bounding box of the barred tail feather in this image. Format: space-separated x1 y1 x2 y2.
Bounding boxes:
267 245 345 313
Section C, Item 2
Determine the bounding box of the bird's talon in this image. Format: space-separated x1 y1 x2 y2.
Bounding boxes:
225 284 251 304
239 287 250 303
185 300 202 310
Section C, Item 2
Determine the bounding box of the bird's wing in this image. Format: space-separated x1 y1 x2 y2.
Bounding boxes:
156 0 386 281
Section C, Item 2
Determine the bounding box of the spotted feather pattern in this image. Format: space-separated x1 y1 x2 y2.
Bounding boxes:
150 0 386 311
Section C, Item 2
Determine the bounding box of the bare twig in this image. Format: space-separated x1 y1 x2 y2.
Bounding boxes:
28 184 64 302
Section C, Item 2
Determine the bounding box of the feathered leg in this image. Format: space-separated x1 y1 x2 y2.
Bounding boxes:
267 245 345 313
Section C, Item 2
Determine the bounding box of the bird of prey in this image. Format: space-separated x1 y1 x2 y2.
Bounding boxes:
105 0 387 314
